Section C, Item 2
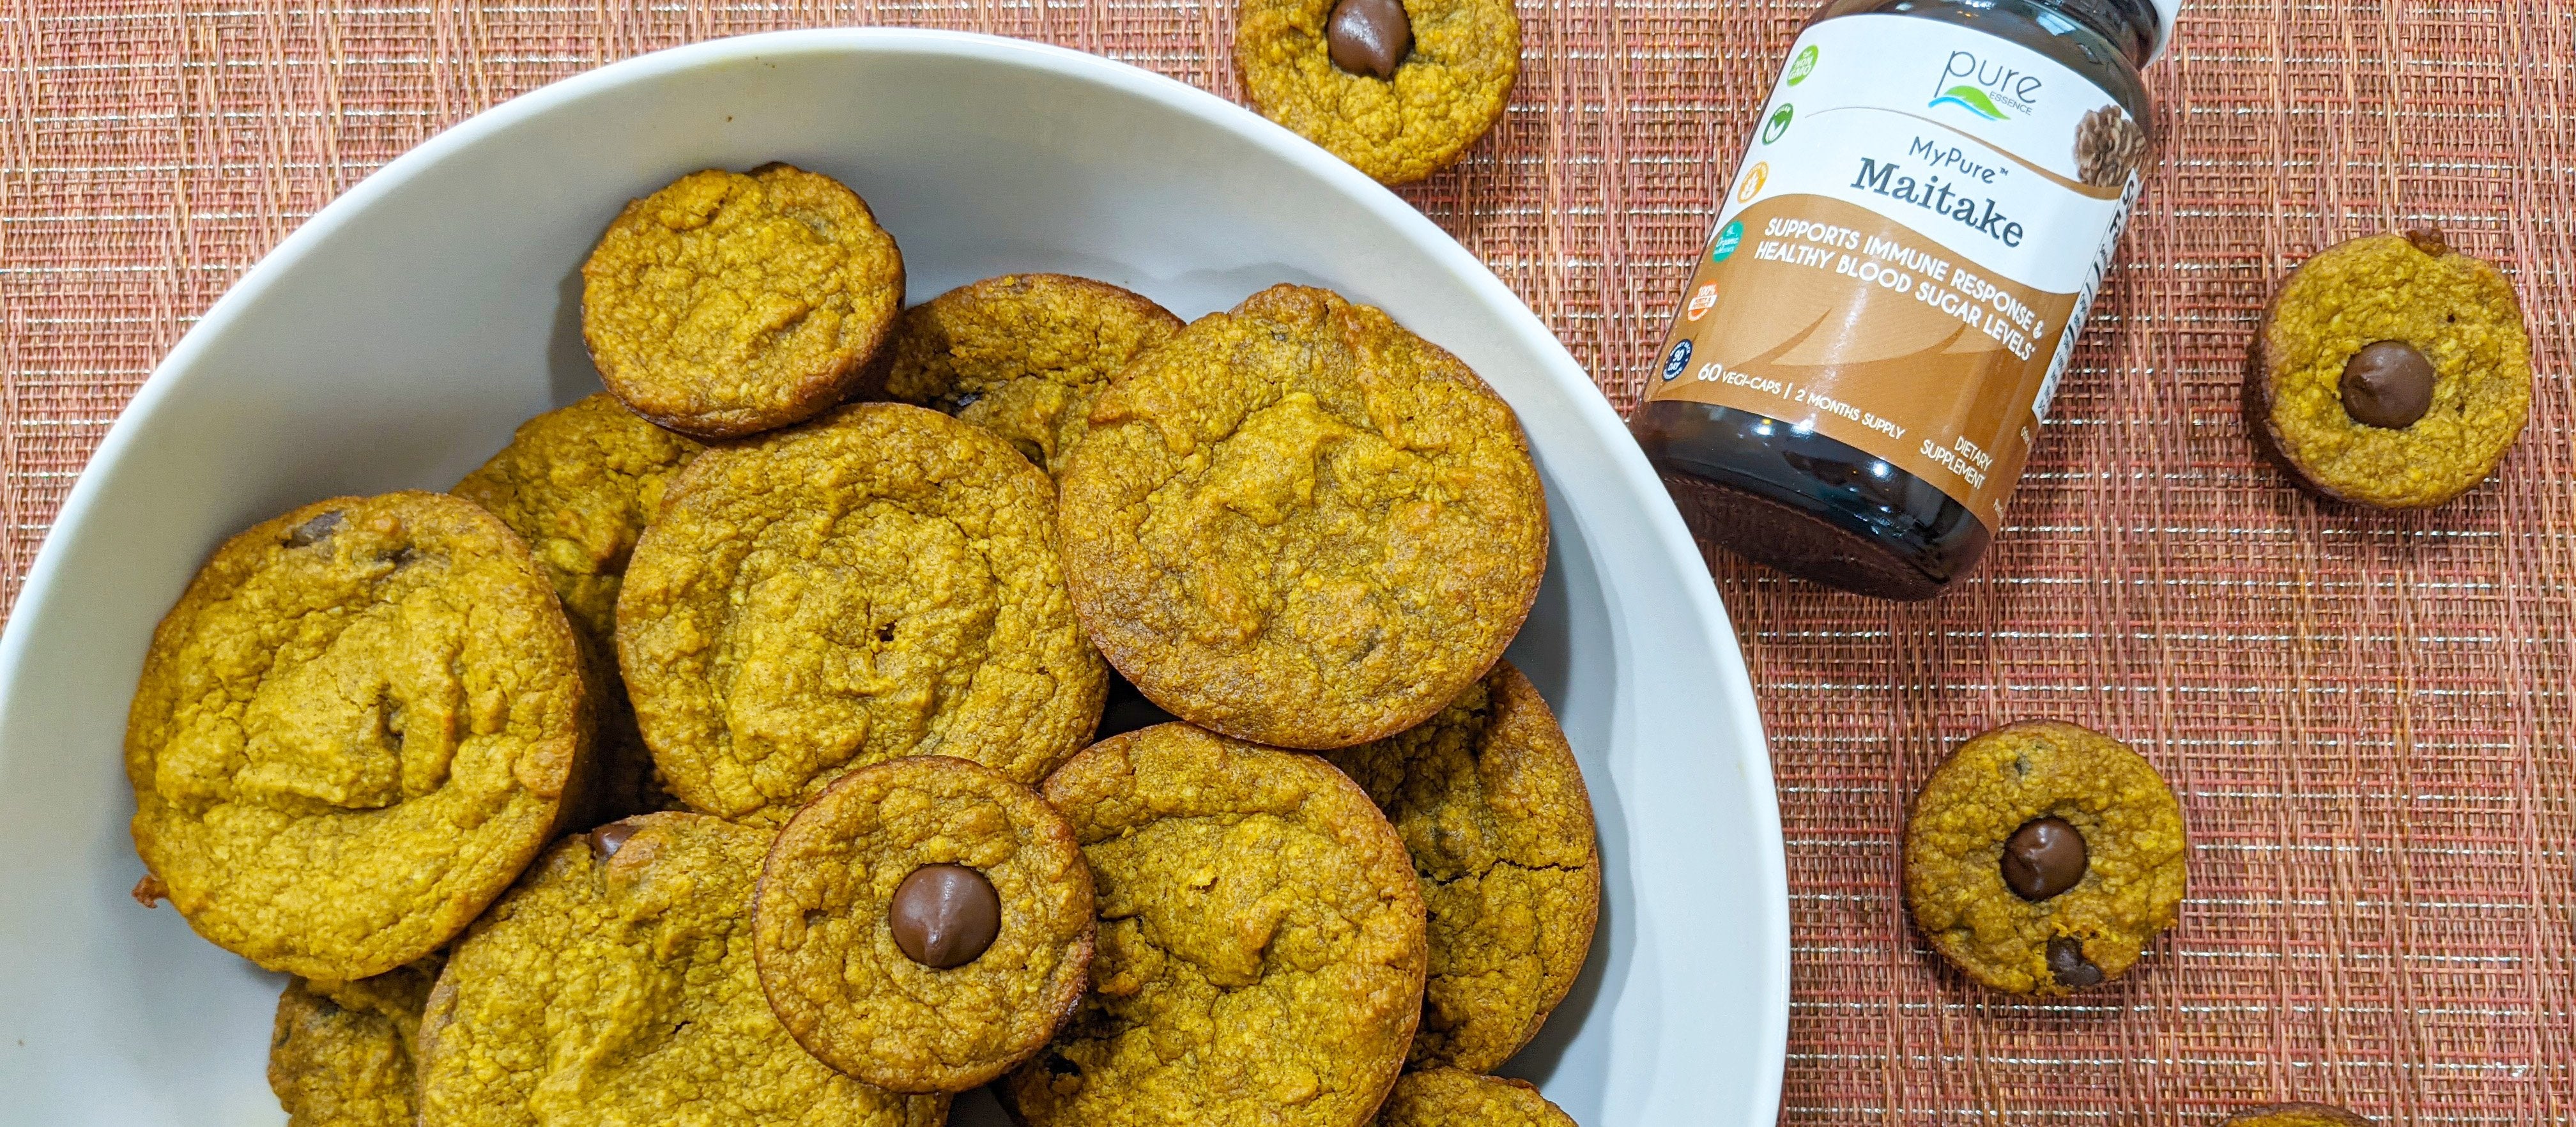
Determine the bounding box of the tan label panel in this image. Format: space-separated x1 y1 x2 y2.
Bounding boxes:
1645 195 2078 528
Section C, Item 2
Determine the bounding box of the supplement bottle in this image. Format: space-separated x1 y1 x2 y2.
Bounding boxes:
1631 0 2175 599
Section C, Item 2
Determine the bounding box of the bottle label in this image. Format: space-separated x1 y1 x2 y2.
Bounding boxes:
1643 14 2143 530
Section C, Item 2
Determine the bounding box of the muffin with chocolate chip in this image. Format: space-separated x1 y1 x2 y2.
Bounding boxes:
2246 228 2532 509
751 755 1094 1094
1236 0 1519 184
416 813 946 1126
1903 721 2187 995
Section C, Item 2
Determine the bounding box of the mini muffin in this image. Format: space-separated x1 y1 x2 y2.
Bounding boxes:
1903 721 2186 995
1322 661 1598 1073
618 402 1106 824
2223 1103 2379 1127
1058 285 1548 750
884 273 1183 476
453 394 705 647
2246 228 2531 508
454 392 703 823
1377 1068 1575 1127
583 163 905 438
1002 723 1426 1127
268 958 443 1127
1237 0 1520 184
754 756 1094 1094
416 813 947 1127
126 492 590 981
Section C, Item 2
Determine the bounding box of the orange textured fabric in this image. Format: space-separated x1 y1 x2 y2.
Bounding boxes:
3 1 2572 1122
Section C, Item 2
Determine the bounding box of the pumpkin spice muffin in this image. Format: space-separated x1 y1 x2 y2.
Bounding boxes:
417 812 947 1127
454 392 703 822
583 163 905 438
618 402 1105 825
2245 228 2532 509
1322 660 1597 1073
1001 723 1427 1127
1903 721 2187 995
1237 0 1521 184
884 273 1183 477
1376 1068 1575 1127
2223 1103 2379 1127
453 394 704 648
126 492 590 981
753 756 1094 1094
1057 284 1548 750
268 958 443 1127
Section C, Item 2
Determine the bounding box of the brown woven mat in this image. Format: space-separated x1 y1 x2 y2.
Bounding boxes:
4 0 2572 1121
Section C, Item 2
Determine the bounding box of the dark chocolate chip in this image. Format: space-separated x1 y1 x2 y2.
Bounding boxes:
2000 816 2087 901
588 818 645 861
2046 935 2105 988
2340 340 2436 430
287 510 344 548
1326 0 1411 80
889 863 1001 969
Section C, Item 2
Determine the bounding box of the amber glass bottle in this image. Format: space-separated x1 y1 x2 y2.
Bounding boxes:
1633 0 2169 599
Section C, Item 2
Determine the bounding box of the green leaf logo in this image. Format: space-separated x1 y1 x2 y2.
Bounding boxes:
1929 84 2010 120
1762 104 1795 144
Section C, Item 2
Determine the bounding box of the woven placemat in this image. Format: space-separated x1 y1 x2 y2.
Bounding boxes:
3 1 2571 1121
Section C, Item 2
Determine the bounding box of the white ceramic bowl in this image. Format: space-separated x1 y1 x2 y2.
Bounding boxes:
0 30 1784 1126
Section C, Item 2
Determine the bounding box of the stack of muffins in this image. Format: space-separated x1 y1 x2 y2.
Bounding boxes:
124 163 1600 1127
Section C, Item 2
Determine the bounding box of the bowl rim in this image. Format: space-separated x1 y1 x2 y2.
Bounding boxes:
0 26 1785 1122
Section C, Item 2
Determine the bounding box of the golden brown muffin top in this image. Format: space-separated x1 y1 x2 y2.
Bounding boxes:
2250 229 2531 508
1237 0 1521 184
583 164 903 438
755 755 1094 1093
1057 284 1547 750
127 491 588 980
417 812 946 1127
618 402 1105 825
1323 660 1598 1072
1904 720 2187 996
268 958 443 1127
884 273 1182 475
452 392 703 645
1004 723 1427 1127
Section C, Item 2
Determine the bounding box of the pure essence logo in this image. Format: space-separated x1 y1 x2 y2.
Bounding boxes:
1929 50 2042 120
